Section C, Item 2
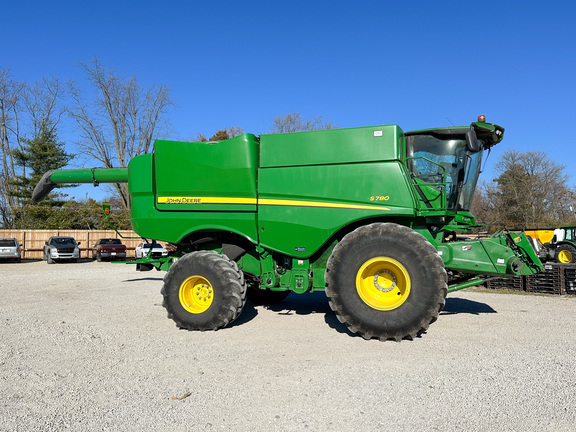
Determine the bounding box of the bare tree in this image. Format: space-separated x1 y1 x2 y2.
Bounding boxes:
0 68 25 227
0 173 12 227
226 126 244 138
476 150 576 231
270 111 335 134
24 77 65 139
68 59 173 208
0 69 24 182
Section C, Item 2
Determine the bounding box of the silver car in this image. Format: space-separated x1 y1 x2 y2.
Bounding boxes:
0 238 21 263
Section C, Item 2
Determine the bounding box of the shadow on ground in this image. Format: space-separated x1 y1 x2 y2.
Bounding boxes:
263 291 331 315
123 277 164 282
441 297 497 315
260 291 355 337
122 287 495 336
227 303 259 328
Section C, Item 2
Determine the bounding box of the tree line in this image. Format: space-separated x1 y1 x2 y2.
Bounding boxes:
471 150 576 232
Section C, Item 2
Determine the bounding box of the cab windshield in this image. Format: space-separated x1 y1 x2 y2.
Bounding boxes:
564 228 576 241
406 133 483 211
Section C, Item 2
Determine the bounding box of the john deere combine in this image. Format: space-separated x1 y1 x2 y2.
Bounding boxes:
33 116 542 340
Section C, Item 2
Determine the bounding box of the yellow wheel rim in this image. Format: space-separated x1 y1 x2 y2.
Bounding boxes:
356 257 411 311
179 275 214 314
558 250 572 263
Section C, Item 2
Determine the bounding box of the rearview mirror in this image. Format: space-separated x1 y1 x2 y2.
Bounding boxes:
465 127 480 152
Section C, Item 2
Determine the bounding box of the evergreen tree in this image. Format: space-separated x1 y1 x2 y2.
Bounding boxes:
209 129 230 141
194 127 244 142
7 126 73 228
48 198 131 230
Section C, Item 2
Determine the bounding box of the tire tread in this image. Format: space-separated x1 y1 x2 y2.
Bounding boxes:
162 250 246 331
326 223 447 341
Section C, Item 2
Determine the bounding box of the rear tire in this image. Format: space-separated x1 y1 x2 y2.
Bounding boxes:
555 244 576 263
326 223 447 341
96 252 102 262
162 251 246 330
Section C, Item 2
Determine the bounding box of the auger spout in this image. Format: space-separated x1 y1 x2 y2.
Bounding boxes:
32 167 129 202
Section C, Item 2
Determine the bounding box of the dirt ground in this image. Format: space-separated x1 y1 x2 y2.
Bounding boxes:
1 259 576 431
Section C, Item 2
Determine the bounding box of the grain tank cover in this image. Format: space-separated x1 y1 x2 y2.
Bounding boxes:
259 125 403 168
154 134 259 212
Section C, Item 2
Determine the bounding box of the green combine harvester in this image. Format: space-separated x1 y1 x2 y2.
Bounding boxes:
33 116 542 340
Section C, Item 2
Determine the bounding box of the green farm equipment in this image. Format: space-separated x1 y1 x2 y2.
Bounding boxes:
33 116 542 340
525 226 576 263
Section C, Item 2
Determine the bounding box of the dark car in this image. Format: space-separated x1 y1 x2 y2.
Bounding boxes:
0 238 22 263
91 238 127 261
43 236 81 264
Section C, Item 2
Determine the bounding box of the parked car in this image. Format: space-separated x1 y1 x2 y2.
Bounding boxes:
43 236 81 264
135 242 168 259
92 238 127 262
0 238 22 263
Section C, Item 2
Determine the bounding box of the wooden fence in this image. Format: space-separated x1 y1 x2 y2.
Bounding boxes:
0 230 144 259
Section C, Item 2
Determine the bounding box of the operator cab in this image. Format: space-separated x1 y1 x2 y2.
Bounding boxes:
405 116 504 213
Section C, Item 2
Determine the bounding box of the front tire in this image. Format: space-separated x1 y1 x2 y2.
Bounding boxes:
326 223 447 341
162 251 247 330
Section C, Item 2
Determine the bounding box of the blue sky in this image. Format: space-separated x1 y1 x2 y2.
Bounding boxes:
3 0 576 200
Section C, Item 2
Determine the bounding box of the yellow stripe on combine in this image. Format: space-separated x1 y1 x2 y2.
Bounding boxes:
157 196 389 211
259 198 389 211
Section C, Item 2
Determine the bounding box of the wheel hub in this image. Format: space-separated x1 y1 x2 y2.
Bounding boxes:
195 284 212 300
373 270 396 292
558 250 572 263
356 257 411 311
179 275 214 314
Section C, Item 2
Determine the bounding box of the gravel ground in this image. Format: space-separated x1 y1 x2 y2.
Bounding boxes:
1 259 576 432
